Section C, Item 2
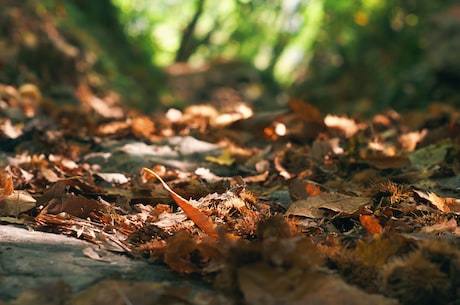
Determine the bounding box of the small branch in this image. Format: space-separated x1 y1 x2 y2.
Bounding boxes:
175 0 206 62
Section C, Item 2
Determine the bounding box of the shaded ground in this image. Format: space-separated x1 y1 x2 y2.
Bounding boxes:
1 79 460 305
0 226 215 302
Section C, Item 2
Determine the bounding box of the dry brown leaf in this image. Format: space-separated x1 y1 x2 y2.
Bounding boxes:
76 83 124 119
0 190 36 216
421 218 458 233
40 168 60 182
0 171 14 199
40 194 107 219
305 183 322 197
289 98 323 123
398 130 427 151
96 120 130 135
95 173 129 184
287 193 371 218
324 114 360 138
164 232 223 273
414 190 451 213
0 119 23 139
131 116 155 138
241 170 269 184
288 179 324 201
142 167 220 239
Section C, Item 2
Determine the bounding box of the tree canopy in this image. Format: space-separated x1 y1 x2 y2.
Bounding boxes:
1 0 459 114
111 0 460 114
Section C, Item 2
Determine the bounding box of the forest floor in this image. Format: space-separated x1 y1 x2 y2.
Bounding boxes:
1 2 460 305
1 79 460 305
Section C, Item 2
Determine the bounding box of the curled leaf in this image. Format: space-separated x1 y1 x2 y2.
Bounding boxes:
142 167 219 239
414 190 451 213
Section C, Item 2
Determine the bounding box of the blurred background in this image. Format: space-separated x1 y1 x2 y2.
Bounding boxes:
1 0 459 116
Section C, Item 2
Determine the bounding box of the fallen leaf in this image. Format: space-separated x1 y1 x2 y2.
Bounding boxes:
96 173 130 184
0 190 36 216
41 168 60 182
142 167 219 239
164 232 223 273
167 136 221 155
241 170 269 184
421 218 458 233
238 262 323 305
0 119 23 139
287 193 371 219
274 155 292 179
96 120 130 135
131 116 155 138
205 150 235 166
289 98 323 123
288 179 324 201
359 215 383 235
409 143 451 170
0 171 14 200
324 114 360 138
40 194 107 219
414 190 451 213
398 130 427 151
195 167 224 183
76 83 124 119
0 216 26 225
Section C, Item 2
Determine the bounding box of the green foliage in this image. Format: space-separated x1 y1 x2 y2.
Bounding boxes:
111 0 460 114
292 0 459 115
112 0 324 85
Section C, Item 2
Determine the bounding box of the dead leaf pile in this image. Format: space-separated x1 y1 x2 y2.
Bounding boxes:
1 81 460 305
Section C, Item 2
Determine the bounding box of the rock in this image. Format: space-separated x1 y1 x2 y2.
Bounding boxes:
0 225 207 302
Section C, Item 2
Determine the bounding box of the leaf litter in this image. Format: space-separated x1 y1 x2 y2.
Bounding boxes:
1 80 460 305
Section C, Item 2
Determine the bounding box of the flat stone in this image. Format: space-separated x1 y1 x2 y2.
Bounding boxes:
0 225 203 301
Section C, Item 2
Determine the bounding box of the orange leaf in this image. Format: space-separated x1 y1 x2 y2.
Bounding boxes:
142 167 219 239
131 116 155 138
0 171 14 199
287 179 323 200
305 183 322 197
359 215 383 236
164 232 222 273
